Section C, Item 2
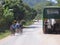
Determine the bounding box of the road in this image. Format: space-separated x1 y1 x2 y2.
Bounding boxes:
0 20 60 45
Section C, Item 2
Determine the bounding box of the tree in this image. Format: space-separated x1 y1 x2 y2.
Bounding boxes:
56 0 60 6
0 4 4 28
22 4 37 21
33 3 44 19
2 0 37 21
2 0 24 20
45 1 54 6
0 4 3 19
1 0 37 26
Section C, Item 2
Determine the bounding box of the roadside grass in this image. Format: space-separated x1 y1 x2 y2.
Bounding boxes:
0 30 11 39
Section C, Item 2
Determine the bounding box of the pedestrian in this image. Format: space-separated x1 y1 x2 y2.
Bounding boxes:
10 22 16 36
15 21 21 35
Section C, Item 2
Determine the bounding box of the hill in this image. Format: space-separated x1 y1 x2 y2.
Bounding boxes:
23 0 47 7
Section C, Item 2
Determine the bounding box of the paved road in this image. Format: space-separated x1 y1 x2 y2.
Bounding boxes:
0 20 60 45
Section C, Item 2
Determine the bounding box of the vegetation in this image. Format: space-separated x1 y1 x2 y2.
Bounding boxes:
33 3 44 19
0 0 37 32
0 30 11 39
33 0 56 20
56 0 60 6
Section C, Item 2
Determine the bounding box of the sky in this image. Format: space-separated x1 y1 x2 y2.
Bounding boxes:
52 0 57 3
47 0 58 3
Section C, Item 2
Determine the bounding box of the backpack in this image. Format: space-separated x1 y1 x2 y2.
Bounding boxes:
15 24 20 29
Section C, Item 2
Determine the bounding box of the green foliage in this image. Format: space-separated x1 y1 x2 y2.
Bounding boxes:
56 0 60 6
33 3 43 19
0 0 37 32
24 7 37 21
0 6 14 32
3 7 14 27
45 1 53 6
0 4 4 28
33 1 55 20
0 30 11 39
2 0 37 21
57 0 60 3
3 7 14 21
0 4 3 19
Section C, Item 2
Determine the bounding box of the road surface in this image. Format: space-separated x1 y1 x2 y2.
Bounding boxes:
0 20 60 45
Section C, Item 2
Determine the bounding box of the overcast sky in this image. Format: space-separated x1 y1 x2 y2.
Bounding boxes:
52 0 57 3
47 0 57 3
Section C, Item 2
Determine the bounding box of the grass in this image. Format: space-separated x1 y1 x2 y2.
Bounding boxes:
0 30 11 39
